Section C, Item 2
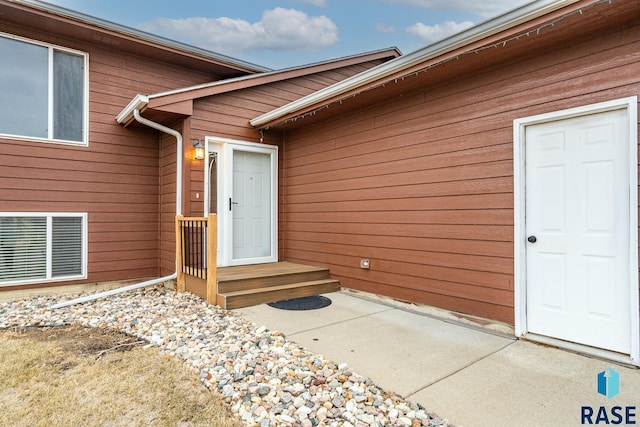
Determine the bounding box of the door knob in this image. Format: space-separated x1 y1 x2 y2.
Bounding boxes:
527 235 537 243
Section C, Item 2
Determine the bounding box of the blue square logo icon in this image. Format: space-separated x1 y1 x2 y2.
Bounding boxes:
597 368 620 399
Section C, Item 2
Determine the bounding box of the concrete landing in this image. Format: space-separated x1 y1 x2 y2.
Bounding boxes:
236 291 640 427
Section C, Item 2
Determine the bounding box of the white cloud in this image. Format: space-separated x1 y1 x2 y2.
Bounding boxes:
385 0 528 19
406 20 474 44
376 23 396 33
138 8 338 53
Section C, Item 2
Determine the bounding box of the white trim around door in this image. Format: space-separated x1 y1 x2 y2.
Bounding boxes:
514 96 639 366
204 137 278 267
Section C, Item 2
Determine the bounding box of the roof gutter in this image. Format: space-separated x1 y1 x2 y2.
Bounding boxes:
250 0 581 128
116 94 149 126
53 109 184 309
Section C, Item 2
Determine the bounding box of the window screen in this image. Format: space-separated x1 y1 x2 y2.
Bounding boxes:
53 51 84 142
52 216 83 277
0 217 46 282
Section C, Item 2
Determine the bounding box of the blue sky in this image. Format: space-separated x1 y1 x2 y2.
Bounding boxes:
47 0 531 69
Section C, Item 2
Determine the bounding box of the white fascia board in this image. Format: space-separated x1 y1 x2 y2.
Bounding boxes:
250 0 580 128
116 94 149 125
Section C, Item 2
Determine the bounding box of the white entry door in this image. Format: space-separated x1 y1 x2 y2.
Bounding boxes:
205 138 278 267
524 108 632 354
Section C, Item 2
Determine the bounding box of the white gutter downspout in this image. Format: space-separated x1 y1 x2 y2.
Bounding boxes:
52 109 183 309
132 109 183 216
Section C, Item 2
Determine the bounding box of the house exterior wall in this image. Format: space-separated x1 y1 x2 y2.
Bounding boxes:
279 20 640 323
174 60 392 268
0 22 226 290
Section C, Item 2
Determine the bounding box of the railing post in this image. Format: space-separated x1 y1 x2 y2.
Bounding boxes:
206 213 217 305
175 215 185 292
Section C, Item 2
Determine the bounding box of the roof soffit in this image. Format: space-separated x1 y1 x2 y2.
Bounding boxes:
148 99 193 116
250 0 617 129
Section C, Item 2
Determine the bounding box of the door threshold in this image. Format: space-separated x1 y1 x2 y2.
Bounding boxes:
522 333 639 368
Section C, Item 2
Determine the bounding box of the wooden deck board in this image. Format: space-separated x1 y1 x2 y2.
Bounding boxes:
215 262 340 309
217 262 327 281
221 279 341 310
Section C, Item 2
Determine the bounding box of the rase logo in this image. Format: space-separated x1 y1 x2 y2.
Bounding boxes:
581 368 636 425
598 368 621 399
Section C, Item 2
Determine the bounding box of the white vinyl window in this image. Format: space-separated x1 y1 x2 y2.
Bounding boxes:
0 213 87 286
0 33 88 145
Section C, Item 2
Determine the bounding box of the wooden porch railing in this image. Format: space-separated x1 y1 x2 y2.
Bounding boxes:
175 214 217 305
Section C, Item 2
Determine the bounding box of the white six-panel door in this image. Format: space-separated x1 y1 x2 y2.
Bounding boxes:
525 109 630 353
515 98 639 364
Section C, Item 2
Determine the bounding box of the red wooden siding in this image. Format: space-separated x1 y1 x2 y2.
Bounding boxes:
180 61 392 262
189 61 389 143
279 19 640 323
159 130 178 276
0 22 226 290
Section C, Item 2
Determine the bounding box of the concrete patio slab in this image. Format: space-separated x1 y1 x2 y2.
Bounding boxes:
413 340 640 427
236 291 393 335
289 307 512 397
236 291 640 426
237 292 513 398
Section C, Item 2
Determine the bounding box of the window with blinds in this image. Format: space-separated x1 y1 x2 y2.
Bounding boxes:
0 214 86 285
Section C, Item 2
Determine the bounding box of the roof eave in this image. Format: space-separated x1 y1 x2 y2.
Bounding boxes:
116 95 150 127
142 46 404 104
249 0 581 129
8 0 271 74
116 47 402 128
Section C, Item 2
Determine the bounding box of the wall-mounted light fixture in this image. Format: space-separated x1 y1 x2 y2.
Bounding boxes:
193 140 205 160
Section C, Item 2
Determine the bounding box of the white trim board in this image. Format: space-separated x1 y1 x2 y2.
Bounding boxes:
513 96 639 366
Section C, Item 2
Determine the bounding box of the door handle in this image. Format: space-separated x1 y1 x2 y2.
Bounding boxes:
527 235 537 243
229 198 239 211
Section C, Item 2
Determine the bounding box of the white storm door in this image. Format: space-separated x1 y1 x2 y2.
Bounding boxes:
525 109 631 354
228 143 277 266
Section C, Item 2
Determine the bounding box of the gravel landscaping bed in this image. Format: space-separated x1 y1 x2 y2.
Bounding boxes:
0 285 451 427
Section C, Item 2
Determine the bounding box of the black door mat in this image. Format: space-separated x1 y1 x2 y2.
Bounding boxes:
267 295 332 311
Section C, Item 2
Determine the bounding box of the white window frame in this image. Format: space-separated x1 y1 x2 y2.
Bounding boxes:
0 212 88 286
0 32 89 146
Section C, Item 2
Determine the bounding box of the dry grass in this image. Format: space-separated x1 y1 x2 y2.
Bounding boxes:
0 326 240 427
